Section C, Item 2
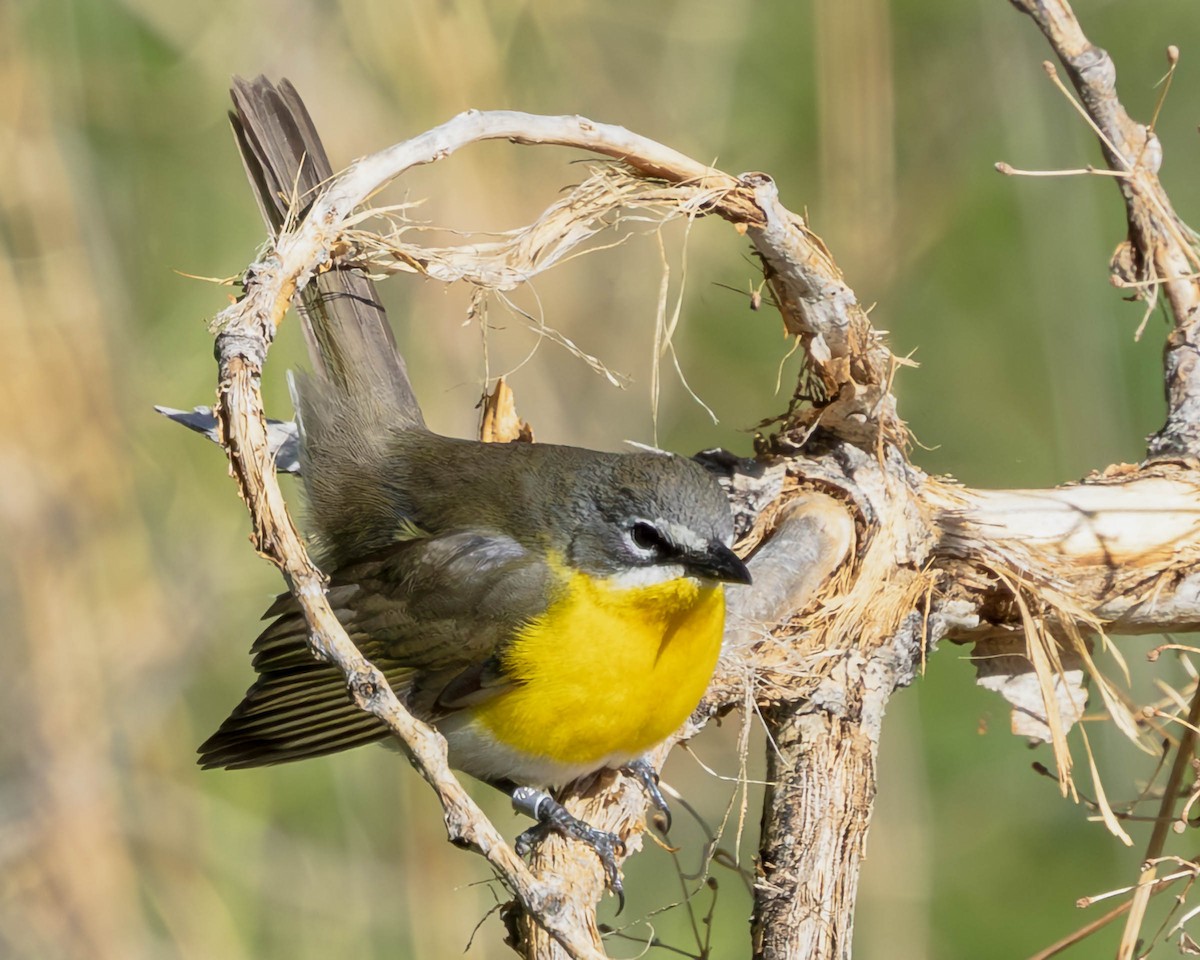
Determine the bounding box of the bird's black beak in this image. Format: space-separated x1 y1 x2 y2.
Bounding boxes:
687 540 752 585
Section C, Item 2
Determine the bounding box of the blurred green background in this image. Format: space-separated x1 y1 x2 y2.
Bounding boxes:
3 0 1198 957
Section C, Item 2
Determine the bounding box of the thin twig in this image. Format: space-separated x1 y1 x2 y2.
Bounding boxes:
1118 681 1200 959
1026 873 1188 960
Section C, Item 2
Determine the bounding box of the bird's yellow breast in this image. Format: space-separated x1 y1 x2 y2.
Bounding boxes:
471 565 726 768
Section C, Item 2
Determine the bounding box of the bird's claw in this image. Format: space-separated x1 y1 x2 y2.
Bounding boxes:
624 758 672 834
513 794 627 912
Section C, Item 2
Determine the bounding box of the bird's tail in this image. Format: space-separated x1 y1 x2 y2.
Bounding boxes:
230 75 423 429
231 77 426 557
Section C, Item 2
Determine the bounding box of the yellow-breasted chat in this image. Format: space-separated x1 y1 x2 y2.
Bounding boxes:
195 77 752 898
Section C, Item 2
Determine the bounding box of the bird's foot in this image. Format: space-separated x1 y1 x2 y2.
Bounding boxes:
510 786 626 911
623 757 672 834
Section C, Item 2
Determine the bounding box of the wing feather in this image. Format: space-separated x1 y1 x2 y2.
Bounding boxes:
199 531 557 770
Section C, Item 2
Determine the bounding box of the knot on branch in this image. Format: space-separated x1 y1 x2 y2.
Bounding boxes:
348 667 385 705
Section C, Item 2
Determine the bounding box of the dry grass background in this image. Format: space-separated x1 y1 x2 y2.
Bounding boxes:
3 1 1199 957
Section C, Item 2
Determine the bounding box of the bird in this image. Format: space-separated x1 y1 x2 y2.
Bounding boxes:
198 77 752 899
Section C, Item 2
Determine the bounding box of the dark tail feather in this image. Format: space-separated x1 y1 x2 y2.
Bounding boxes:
229 75 425 429
197 660 418 769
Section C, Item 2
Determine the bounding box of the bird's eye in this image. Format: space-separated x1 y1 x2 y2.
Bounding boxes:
630 521 664 553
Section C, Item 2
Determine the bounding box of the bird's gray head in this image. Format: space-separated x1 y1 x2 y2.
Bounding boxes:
564 453 751 587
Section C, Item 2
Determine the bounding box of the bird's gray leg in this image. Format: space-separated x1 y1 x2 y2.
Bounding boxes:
503 782 626 911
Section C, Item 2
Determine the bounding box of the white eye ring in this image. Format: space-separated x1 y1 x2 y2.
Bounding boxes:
626 520 665 558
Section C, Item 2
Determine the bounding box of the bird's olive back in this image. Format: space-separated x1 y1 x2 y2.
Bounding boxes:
298 400 732 574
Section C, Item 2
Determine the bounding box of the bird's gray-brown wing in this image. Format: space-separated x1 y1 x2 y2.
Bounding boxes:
198 530 558 769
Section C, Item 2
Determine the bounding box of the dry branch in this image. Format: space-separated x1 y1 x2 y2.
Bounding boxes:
931 468 1200 637
741 174 906 447
1010 0 1200 459
937 3 1200 771
194 5 1200 952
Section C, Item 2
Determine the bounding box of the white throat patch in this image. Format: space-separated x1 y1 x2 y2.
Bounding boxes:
605 563 688 589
